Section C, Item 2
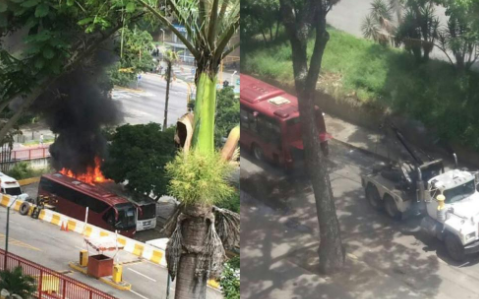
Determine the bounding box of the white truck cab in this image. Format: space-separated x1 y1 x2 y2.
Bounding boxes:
0 172 29 201
420 169 479 261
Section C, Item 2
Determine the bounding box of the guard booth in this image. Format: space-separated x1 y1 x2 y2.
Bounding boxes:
82 235 124 279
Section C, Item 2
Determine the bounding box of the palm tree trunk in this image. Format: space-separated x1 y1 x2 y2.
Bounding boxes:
163 63 172 131
174 204 212 299
192 72 217 155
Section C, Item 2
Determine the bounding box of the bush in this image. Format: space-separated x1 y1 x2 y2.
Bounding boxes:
243 26 479 150
220 256 240 299
7 162 50 180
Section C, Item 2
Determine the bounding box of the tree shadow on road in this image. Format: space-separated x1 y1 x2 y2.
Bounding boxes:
240 145 444 299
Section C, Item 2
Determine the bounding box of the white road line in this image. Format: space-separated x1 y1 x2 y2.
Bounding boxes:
128 268 157 282
130 289 149 299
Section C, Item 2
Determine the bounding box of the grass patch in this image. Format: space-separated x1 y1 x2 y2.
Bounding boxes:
243 27 479 150
7 162 52 180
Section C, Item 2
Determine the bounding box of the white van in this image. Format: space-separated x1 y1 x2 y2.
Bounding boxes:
0 172 29 200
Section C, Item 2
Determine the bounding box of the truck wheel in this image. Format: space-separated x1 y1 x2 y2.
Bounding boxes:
384 195 402 221
366 184 383 210
445 233 466 262
19 202 31 216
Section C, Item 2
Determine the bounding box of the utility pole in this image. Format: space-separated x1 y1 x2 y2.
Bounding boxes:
4 197 19 269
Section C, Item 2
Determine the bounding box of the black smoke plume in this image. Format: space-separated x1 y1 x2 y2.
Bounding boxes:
32 46 122 174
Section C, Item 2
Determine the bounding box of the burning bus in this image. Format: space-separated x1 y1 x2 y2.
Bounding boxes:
38 173 137 237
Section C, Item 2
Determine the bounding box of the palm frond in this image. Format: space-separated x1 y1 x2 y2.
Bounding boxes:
213 206 240 250
362 14 380 41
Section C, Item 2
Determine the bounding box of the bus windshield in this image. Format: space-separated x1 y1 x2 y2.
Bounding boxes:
115 203 137 230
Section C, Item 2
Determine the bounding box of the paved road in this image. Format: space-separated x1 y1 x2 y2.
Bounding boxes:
0 205 222 299
113 73 189 128
241 141 479 299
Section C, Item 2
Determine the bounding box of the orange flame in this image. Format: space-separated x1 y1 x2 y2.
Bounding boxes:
60 157 111 185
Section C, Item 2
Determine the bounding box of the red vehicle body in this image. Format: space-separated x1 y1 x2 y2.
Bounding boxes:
240 74 331 170
38 173 137 237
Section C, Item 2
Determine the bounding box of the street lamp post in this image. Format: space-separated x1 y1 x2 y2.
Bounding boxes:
4 197 19 269
166 273 171 299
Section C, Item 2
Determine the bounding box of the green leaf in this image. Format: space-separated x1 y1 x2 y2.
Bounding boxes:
126 2 136 13
25 16 38 29
34 3 49 18
77 17 93 26
35 30 51 41
0 2 7 13
13 8 26 16
43 47 54 59
67 0 74 6
21 0 40 8
34 58 44 69
85 24 95 33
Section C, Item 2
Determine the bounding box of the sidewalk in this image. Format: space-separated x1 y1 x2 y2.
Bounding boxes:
325 113 457 169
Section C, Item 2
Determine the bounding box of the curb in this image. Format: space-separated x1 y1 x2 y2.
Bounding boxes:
69 262 132 291
18 177 41 186
0 195 221 291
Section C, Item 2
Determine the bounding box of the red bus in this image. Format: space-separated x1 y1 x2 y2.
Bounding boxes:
240 74 331 171
38 173 137 237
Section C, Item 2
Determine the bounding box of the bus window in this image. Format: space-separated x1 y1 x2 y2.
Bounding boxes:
115 203 137 230
257 115 282 146
138 203 156 220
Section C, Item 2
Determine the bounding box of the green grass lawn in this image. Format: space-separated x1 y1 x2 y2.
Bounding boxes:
243 28 479 150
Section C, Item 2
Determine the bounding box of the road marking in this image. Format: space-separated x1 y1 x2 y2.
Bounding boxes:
130 289 149 299
127 268 157 282
0 234 41 251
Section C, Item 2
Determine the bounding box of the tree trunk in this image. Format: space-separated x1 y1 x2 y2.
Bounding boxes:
191 72 217 155
280 1 345 273
297 88 344 273
163 63 172 131
174 204 212 299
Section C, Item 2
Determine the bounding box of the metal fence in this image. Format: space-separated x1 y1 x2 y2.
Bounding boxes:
0 249 117 299
12 147 50 161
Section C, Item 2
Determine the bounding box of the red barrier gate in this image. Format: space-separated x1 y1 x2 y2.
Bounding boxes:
0 249 117 299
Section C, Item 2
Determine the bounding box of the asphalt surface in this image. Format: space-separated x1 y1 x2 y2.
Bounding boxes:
241 141 479 299
0 204 222 299
112 73 189 128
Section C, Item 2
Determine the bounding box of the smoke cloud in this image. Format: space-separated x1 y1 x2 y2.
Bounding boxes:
32 45 123 174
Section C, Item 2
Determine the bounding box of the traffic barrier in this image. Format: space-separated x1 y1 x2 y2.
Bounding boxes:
18 177 41 186
0 194 221 290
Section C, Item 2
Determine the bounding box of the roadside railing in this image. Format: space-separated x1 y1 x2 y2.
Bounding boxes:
0 249 117 299
11 146 50 161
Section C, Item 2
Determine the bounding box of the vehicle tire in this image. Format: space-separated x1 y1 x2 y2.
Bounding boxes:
19 202 31 216
445 233 466 262
365 184 383 210
384 195 402 221
251 144 264 162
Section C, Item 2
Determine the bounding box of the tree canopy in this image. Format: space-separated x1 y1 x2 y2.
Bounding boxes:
102 123 177 199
